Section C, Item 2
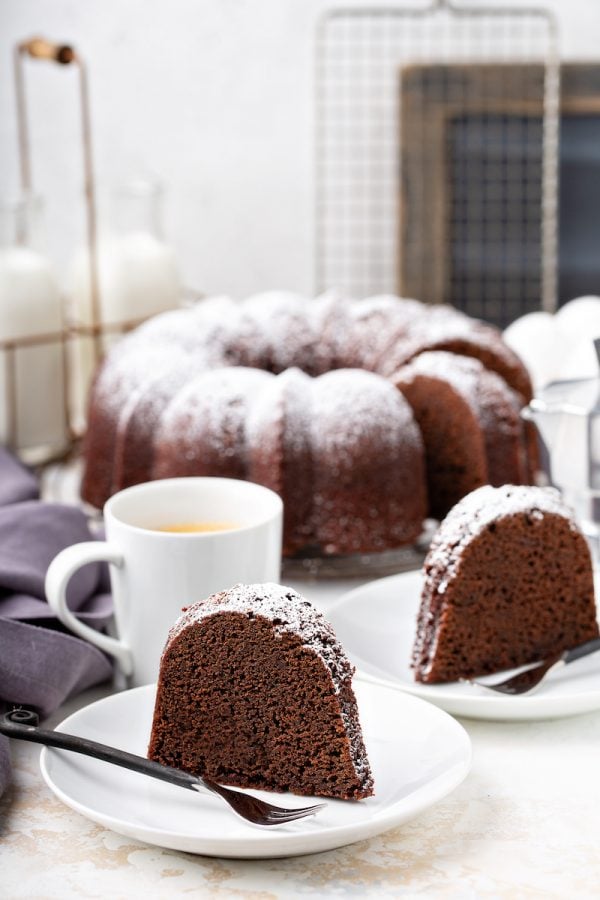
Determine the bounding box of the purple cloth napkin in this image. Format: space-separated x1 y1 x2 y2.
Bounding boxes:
0 448 113 798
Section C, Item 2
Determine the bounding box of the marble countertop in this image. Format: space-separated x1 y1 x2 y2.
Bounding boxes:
2 574 600 899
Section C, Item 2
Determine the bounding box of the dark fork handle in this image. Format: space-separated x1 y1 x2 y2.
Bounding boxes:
0 708 215 797
2 708 327 827
472 635 600 694
564 637 600 665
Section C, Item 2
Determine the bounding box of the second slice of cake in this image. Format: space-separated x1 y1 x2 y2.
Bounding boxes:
412 485 599 684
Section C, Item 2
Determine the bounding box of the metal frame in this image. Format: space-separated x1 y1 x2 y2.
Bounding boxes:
5 37 193 458
14 37 103 363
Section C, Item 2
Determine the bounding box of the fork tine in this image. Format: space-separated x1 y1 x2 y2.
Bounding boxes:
265 803 326 819
239 796 325 817
206 782 326 826
469 651 563 695
265 806 325 825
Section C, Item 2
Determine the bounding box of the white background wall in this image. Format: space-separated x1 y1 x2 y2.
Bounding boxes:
1 0 599 300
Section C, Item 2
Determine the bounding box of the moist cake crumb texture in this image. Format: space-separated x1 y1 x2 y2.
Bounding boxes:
412 485 600 683
148 583 374 800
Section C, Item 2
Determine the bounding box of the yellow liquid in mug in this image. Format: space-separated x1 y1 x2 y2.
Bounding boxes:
153 521 239 534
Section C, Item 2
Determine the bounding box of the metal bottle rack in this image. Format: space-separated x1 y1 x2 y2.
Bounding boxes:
4 37 169 461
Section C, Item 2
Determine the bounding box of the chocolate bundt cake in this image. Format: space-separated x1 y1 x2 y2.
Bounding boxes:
153 368 275 480
412 485 599 684
246 368 315 554
82 292 535 554
148 583 374 800
378 304 533 401
394 352 527 519
310 370 426 554
246 367 427 555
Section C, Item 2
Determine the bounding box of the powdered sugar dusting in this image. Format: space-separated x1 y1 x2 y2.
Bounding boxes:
401 349 523 437
426 485 582 594
279 369 314 455
308 293 354 371
337 296 425 369
409 308 525 372
246 367 312 457
94 338 197 413
378 303 529 388
166 582 355 692
472 366 523 438
399 351 484 414
137 297 239 354
87 291 529 552
313 368 422 459
240 291 317 372
94 292 527 423
350 294 422 322
409 304 469 335
158 366 274 450
95 297 248 417
115 353 211 444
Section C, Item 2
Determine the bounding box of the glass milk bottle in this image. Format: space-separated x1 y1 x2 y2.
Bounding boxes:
0 194 68 462
67 177 180 427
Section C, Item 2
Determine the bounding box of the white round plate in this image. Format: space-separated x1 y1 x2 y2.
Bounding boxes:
40 680 470 859
328 571 600 721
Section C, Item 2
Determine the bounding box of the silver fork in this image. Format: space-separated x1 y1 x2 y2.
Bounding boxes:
0 708 326 827
468 636 600 695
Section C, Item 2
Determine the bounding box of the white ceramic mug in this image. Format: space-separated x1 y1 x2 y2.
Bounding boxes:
45 478 283 686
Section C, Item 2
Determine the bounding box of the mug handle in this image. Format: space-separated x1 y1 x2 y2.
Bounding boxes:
45 542 133 675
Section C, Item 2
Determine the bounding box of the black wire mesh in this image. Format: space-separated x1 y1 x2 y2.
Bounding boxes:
315 1 560 328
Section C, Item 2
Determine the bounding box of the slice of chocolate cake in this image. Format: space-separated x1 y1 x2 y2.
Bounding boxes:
148 583 373 800
413 485 599 684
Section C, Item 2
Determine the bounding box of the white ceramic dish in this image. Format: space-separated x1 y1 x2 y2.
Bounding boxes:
328 571 600 721
40 680 471 859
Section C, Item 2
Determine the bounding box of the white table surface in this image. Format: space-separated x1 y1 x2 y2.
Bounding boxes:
2 572 600 899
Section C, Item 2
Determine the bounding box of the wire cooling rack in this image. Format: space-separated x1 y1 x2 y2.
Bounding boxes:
315 1 560 326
